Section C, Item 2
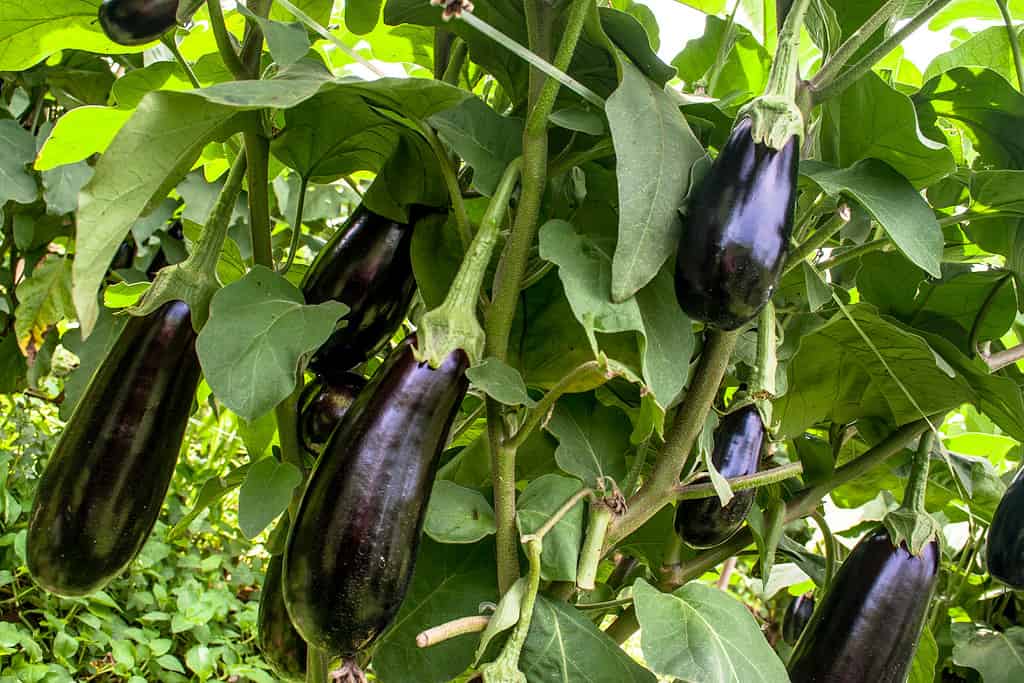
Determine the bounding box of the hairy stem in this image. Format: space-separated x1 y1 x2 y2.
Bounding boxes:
280 175 308 275
577 505 613 590
809 0 904 92
244 123 274 269
206 0 246 79
420 124 472 249
506 360 605 450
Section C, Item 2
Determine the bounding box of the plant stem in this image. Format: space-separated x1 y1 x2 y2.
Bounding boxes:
810 0 904 92
161 35 201 87
480 539 543 679
547 138 615 178
524 488 593 543
754 303 777 398
812 0 953 104
604 329 741 551
937 209 1020 227
671 463 804 501
604 606 639 644
240 0 271 77
484 0 591 595
577 505 613 590
506 360 605 449
996 0 1024 91
442 38 468 86
416 615 490 647
905 428 936 513
783 213 847 276
280 175 308 275
982 342 1024 371
275 0 385 76
816 238 889 271
206 0 247 79
763 0 812 102
420 124 472 249
191 153 250 276
307 648 330 683
810 510 836 592
968 274 1012 356
243 117 274 269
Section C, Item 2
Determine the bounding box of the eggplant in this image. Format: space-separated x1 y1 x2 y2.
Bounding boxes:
782 593 814 645
110 239 136 272
302 205 435 375
674 405 765 549
674 117 799 330
987 467 1024 588
27 301 201 596
283 336 469 656
258 555 307 682
98 0 179 46
788 527 940 682
298 372 367 454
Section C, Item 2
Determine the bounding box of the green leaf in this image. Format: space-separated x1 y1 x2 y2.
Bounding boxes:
748 497 785 589
346 0 383 35
474 577 525 664
14 256 73 358
516 474 585 582
34 106 133 171
271 0 332 25
521 596 656 683
52 631 77 661
634 579 789 683
466 358 534 407
41 161 92 216
169 466 250 538
608 60 706 301
236 6 311 68
428 96 523 197
0 119 39 206
237 410 277 459
600 7 675 86
185 644 216 677
72 92 238 336
195 266 347 421
237 457 303 539
802 159 943 278
952 623 1024 683
671 14 771 101
924 25 1024 87
819 72 954 189
546 393 632 489
424 480 497 544
374 539 498 683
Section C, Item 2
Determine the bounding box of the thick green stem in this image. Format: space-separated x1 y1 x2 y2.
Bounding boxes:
577 505 613 591
905 429 936 514
506 360 605 450
244 119 274 269
763 0 811 100
418 159 522 368
240 0 272 77
479 539 543 681
812 0 954 104
810 510 836 592
193 154 249 276
306 648 330 683
604 606 639 645
280 175 308 275
604 329 741 551
996 0 1024 91
442 39 469 85
783 213 847 276
754 303 777 399
817 238 889 271
809 0 904 92
671 463 804 501
206 0 247 79
490 409 519 593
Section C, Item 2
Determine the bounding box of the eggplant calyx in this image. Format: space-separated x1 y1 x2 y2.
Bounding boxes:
127 262 217 331
417 299 485 369
739 98 804 151
882 508 942 558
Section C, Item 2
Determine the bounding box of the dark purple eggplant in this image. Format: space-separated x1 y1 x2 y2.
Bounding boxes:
302 205 435 375
258 555 307 682
110 239 136 272
298 372 367 454
788 527 940 682
27 301 201 596
674 117 799 330
98 0 179 46
674 405 765 549
782 593 814 645
987 467 1024 588
283 336 469 656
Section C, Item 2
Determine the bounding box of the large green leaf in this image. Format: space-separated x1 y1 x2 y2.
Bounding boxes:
237 457 303 538
546 393 633 489
671 14 771 101
0 119 39 206
952 623 1024 683
608 60 707 302
633 579 789 683
428 96 523 197
195 267 346 421
924 25 1024 87
516 474 585 582
520 596 657 683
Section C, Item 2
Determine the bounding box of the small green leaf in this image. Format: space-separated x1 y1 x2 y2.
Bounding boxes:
908 627 938 683
103 282 150 309
428 96 523 197
466 358 534 406
236 5 311 67
424 480 497 544
516 474 585 581
474 577 526 664
546 393 632 489
237 457 303 539
14 256 74 357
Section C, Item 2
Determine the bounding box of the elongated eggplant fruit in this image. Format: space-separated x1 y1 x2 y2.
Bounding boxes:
302 205 434 375
675 117 799 330
788 528 939 682
675 405 765 549
298 372 367 454
987 467 1024 588
283 336 469 656
98 0 180 46
27 301 201 596
258 555 307 682
782 594 814 645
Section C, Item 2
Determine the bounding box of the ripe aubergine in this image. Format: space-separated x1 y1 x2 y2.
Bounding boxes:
302 205 438 375
674 405 765 549
283 336 469 656
27 301 201 596
110 239 136 272
788 527 939 682
674 117 799 330
298 372 367 454
98 0 179 46
782 593 814 645
987 467 1024 588
258 555 307 682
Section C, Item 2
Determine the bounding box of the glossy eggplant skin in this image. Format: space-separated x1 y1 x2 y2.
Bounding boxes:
987 467 1024 588
788 528 940 683
674 117 799 330
110 239 136 272
302 205 431 376
298 372 367 454
258 555 307 682
27 301 201 596
674 405 765 549
98 0 179 46
782 594 815 645
283 336 469 656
